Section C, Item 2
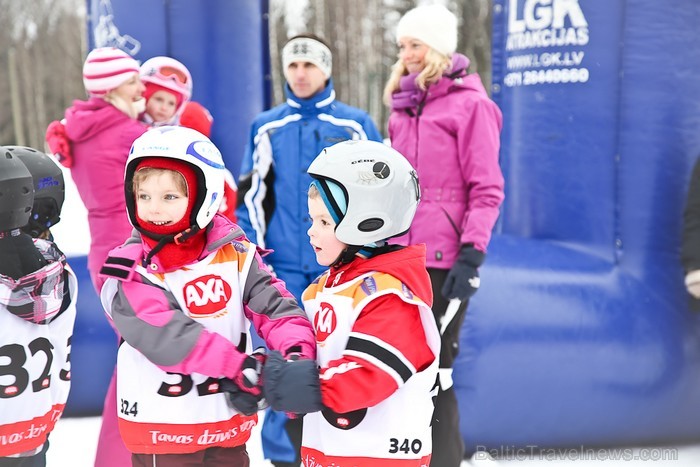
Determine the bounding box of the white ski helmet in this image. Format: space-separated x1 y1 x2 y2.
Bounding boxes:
124 126 225 236
140 56 193 115
307 140 420 245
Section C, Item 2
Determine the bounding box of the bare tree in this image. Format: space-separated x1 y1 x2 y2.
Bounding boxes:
269 0 494 135
0 0 85 149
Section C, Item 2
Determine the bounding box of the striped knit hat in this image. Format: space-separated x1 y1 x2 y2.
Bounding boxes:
82 47 140 96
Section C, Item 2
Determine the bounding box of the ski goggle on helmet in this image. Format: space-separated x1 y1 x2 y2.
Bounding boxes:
307 140 421 246
140 57 193 111
124 126 225 236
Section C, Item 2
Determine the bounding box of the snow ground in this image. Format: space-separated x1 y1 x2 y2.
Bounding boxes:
48 414 700 466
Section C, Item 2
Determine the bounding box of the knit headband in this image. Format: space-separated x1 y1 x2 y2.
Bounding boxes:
282 38 332 79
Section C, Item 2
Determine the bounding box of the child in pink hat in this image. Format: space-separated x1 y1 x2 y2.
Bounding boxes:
139 56 192 126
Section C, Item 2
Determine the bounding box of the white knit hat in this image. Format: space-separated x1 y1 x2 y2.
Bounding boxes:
82 47 140 96
282 37 332 79
396 4 458 56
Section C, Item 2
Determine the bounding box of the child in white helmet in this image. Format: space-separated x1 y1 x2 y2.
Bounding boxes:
98 126 315 465
262 140 440 467
0 146 77 465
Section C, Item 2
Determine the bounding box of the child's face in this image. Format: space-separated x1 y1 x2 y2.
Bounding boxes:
135 171 189 228
307 196 347 266
146 90 178 123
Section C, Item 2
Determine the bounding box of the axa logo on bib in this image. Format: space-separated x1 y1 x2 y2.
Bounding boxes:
507 0 589 50
183 274 232 316
314 302 337 344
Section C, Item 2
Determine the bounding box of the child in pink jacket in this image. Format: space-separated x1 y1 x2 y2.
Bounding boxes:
99 126 315 465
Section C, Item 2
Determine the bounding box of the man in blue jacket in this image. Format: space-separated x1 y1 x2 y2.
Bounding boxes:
236 33 382 467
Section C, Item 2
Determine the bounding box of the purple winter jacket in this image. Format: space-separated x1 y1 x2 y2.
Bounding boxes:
64 97 147 290
389 54 504 269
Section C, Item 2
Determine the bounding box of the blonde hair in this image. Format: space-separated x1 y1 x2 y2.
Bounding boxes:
382 48 452 106
308 183 320 199
133 167 188 196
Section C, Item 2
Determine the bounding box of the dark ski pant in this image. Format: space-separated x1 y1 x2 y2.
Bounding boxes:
0 441 48 467
131 445 249 467
428 267 469 467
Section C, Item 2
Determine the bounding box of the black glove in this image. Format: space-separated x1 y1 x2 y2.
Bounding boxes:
219 348 266 416
263 350 324 414
441 245 485 301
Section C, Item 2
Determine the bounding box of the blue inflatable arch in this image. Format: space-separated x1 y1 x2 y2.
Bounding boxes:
457 0 700 451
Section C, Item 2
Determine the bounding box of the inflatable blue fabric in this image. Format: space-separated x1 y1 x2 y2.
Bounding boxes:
456 0 700 452
63 0 269 415
85 0 270 177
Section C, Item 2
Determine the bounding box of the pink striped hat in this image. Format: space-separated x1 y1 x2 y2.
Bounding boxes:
82 47 140 96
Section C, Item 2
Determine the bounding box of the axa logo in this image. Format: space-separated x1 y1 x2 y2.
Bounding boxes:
314 302 337 343
183 274 232 316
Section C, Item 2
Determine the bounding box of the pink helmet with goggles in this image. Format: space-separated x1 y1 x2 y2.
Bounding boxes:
139 56 193 115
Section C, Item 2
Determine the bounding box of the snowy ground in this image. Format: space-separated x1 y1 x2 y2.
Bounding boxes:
52 167 90 256
47 415 273 466
47 414 700 467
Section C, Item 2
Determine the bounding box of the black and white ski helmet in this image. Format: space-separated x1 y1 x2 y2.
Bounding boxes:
307 140 421 245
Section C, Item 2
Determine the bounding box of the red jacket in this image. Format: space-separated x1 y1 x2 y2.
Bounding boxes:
310 244 435 413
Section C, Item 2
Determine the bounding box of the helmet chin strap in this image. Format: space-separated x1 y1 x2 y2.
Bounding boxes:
142 224 200 267
330 245 363 269
329 240 390 269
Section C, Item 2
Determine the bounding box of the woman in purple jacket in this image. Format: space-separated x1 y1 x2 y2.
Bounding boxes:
384 5 505 467
45 47 148 467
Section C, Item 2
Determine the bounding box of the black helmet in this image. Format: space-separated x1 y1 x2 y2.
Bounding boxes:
4 146 65 237
0 148 34 232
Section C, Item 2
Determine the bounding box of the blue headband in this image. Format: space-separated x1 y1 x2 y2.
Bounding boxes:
310 179 347 224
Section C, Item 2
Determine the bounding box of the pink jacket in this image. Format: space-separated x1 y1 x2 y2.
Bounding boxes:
99 215 316 380
63 97 147 290
388 54 505 269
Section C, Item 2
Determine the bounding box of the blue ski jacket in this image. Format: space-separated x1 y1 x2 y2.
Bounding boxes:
236 80 382 275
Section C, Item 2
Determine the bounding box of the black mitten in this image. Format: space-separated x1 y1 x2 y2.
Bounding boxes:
441 245 485 301
219 348 267 416
219 377 260 416
263 350 323 414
